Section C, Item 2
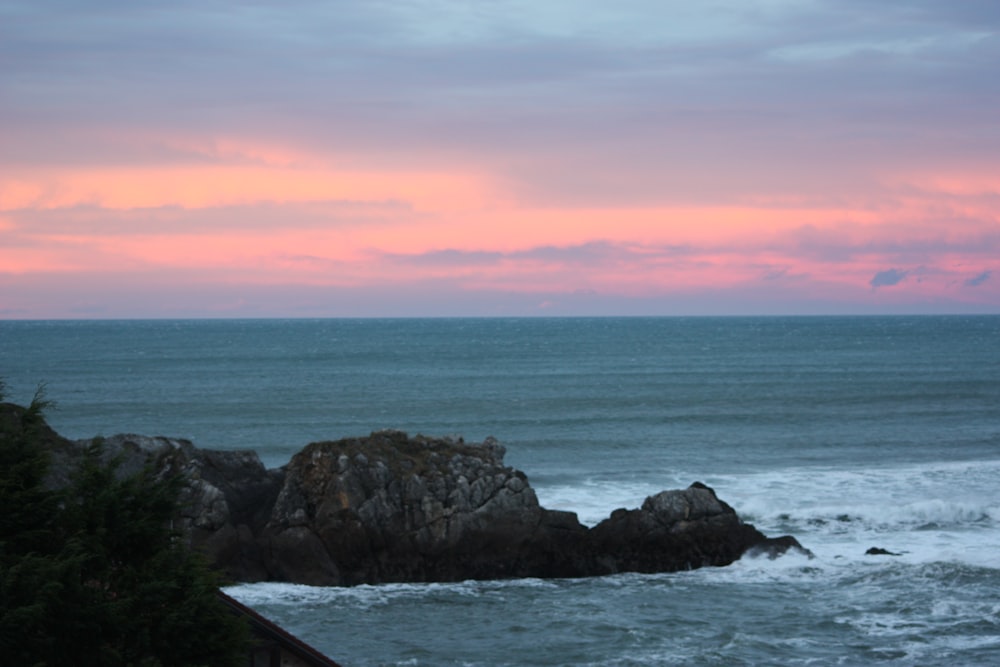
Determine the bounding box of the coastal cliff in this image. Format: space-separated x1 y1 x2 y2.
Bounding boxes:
26 411 807 585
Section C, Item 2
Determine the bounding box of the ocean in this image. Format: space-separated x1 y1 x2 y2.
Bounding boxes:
2 316 999 665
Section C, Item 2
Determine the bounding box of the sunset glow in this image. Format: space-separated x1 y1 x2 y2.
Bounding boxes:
2 1 998 317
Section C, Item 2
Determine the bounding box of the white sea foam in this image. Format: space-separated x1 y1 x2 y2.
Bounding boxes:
224 576 561 611
538 459 1000 516
534 478 667 526
531 457 1000 576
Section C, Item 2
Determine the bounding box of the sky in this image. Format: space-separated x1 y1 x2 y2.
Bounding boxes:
1 0 999 318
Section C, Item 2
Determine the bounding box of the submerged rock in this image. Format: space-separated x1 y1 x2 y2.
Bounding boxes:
744 534 814 560
865 546 902 556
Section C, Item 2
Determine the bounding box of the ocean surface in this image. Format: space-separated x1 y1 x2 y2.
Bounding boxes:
3 316 999 666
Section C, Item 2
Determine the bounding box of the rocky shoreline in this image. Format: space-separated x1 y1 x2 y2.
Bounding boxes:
37 415 808 585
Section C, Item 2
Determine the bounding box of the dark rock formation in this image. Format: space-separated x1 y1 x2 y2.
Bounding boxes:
262 431 541 584
131 431 811 585
6 402 807 586
865 546 902 556
589 483 809 573
259 431 613 585
744 534 815 560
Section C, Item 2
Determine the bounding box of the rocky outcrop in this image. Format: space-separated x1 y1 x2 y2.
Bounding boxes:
589 483 777 573
259 431 601 585
130 430 812 585
252 435 813 586
6 401 807 585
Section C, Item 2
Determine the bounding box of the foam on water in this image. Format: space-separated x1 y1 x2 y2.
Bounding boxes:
533 457 1000 575
225 577 561 611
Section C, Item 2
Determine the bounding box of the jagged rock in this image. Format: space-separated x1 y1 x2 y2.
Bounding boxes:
589 482 771 573
255 438 800 584
261 431 548 585
5 402 807 586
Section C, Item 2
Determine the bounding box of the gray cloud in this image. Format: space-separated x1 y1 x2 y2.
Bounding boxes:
964 270 991 287
383 240 695 270
782 224 1000 266
870 268 908 288
510 241 636 264
391 248 505 267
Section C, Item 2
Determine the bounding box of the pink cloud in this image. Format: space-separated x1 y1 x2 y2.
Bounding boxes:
2 2 999 316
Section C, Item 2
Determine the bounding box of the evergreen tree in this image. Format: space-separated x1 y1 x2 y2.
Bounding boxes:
0 390 248 666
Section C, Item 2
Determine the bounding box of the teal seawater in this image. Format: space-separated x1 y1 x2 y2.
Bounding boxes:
3 316 1000 665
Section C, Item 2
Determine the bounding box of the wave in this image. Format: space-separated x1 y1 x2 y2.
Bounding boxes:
224 576 561 609
530 458 1000 574
535 458 1000 524
745 497 1000 534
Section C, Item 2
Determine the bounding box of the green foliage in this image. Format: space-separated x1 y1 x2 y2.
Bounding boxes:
0 397 248 667
0 388 59 557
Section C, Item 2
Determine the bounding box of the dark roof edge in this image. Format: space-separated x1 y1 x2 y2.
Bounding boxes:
216 590 343 667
